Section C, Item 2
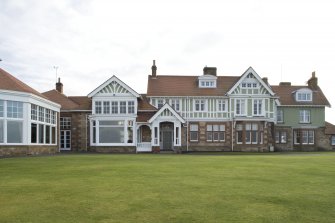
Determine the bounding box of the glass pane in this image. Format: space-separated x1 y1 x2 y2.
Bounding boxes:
219 125 225 131
7 121 23 143
281 132 287 143
213 125 219 131
127 126 133 143
52 127 56 144
39 124 44 144
190 124 198 131
206 125 212 131
99 120 124 126
99 127 124 143
45 126 50 144
207 132 213 141
0 100 4 117
190 132 198 141
31 123 37 143
219 132 225 141
0 120 3 143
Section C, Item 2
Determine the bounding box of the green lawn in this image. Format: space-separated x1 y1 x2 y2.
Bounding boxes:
1 153 335 223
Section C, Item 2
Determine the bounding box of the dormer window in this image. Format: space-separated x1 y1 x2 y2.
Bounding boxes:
296 89 312 102
198 75 217 88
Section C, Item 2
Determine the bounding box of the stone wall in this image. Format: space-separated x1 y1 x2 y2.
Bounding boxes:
89 146 136 153
274 126 293 151
0 145 58 157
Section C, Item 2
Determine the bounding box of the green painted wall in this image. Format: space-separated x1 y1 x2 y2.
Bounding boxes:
277 106 325 127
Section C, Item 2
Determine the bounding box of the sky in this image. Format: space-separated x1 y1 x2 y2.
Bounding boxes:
1 0 335 122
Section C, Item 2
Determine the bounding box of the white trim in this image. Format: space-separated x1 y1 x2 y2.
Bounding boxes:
88 75 140 98
227 67 275 96
148 103 185 124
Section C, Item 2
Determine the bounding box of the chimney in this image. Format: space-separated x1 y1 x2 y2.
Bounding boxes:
56 77 63 93
262 77 268 85
203 67 217 76
151 60 157 77
307 71 318 90
279 82 291 86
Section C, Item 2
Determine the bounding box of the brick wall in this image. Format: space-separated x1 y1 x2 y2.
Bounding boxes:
0 145 58 157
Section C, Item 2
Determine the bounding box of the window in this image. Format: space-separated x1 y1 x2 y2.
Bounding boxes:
246 123 258 144
195 99 206 111
235 99 246 116
127 121 133 143
51 111 56 124
190 124 198 141
236 124 243 144
31 104 37 120
217 100 226 112
275 131 287 144
207 124 225 142
332 136 335 146
296 92 312 102
0 100 4 117
60 117 71 129
95 101 102 114
199 80 216 88
0 120 3 143
45 126 50 144
171 99 180 111
294 130 314 145
45 109 51 123
7 101 23 118
299 110 310 123
103 101 110 114
7 121 23 143
51 127 56 144
277 110 283 123
241 82 258 88
31 123 37 143
111 101 118 114
157 99 164 109
99 120 124 143
39 124 44 144
120 101 127 114
128 101 135 114
253 100 263 116
92 121 96 144
38 107 44 122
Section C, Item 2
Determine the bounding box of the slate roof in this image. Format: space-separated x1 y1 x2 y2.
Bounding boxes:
325 122 335 135
271 85 330 106
0 68 47 99
43 89 91 110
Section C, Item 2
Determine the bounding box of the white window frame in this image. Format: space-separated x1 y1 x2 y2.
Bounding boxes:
190 124 199 142
217 100 226 112
299 110 311 123
194 99 206 112
235 99 246 116
296 91 312 102
171 99 180 111
277 109 283 123
253 99 263 116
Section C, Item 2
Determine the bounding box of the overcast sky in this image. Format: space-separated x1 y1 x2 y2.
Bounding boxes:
1 0 335 122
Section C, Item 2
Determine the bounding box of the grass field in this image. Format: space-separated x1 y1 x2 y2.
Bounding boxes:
1 153 335 223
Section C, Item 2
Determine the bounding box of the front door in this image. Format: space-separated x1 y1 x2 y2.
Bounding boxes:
162 131 173 150
60 130 71 150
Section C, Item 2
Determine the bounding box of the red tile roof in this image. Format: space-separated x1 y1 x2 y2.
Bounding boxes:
138 94 157 111
0 68 47 99
136 111 156 122
271 85 330 106
43 90 91 110
147 75 239 96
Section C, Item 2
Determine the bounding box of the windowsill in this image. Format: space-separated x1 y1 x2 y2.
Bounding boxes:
299 122 311 124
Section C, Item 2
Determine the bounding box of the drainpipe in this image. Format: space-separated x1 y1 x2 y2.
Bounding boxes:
231 118 234 152
85 114 88 152
186 96 189 152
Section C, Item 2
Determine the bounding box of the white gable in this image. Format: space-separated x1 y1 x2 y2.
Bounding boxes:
227 67 275 96
148 103 185 123
88 75 140 98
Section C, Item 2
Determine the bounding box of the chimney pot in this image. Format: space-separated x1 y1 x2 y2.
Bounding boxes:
308 71 318 89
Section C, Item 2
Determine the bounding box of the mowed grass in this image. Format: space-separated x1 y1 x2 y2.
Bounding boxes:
1 153 335 223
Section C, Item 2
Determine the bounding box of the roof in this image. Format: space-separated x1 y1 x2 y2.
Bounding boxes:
271 85 330 106
43 89 91 110
136 111 156 122
325 122 335 135
0 68 47 99
147 75 239 96
138 94 157 111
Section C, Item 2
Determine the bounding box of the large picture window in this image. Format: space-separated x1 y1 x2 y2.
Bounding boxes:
294 130 314 145
99 120 124 143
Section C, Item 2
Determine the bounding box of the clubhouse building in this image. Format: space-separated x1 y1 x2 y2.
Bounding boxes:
1 61 335 156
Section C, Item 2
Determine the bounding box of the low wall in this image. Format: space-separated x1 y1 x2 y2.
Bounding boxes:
89 146 136 153
0 145 58 157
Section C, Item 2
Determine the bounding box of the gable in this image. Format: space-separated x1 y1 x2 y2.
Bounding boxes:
227 67 275 96
148 103 185 123
88 75 140 98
